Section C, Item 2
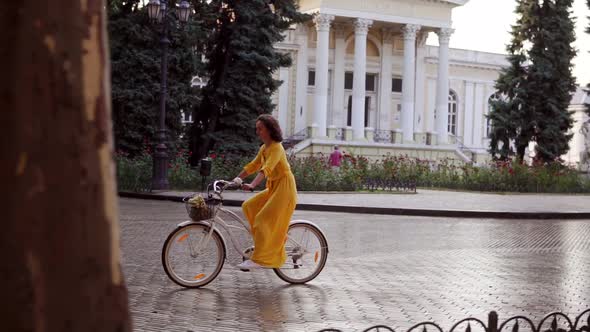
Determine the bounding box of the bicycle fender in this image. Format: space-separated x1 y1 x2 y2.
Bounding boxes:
177 219 211 228
290 219 328 238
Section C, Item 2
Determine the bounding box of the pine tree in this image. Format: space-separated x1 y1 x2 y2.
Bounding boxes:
529 0 577 162
489 0 577 163
190 0 310 161
108 0 206 156
489 0 537 161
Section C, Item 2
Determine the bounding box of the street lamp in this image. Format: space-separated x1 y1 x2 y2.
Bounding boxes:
147 0 191 190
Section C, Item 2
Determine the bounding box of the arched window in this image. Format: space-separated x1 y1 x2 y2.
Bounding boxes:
180 110 193 124
448 90 458 135
487 93 501 138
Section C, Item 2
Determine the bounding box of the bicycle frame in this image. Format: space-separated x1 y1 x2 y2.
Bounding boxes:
177 206 250 260
179 180 328 265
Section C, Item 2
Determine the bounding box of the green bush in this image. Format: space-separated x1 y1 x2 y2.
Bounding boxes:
116 150 590 194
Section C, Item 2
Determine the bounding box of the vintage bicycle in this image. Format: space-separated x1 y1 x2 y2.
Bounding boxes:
161 180 329 288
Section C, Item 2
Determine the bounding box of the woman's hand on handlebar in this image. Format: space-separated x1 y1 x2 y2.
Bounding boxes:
241 183 255 192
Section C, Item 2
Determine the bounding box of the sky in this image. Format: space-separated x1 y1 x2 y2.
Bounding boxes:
426 0 590 86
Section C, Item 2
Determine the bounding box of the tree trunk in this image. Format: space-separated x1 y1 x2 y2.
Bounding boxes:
1 1 132 331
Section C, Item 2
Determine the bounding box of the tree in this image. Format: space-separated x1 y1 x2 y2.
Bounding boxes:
489 0 577 163
1 0 132 330
109 0 206 156
190 0 310 161
529 0 577 162
489 0 537 161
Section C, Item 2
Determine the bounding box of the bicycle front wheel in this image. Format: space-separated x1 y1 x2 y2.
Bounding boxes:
162 223 226 288
274 222 328 284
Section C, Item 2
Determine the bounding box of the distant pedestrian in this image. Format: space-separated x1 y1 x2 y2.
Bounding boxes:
329 145 343 169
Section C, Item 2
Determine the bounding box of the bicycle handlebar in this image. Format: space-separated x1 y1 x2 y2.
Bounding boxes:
207 179 253 199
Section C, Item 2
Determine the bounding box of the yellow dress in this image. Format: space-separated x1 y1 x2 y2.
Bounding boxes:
242 142 298 268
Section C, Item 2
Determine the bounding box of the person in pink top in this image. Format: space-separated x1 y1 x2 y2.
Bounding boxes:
329 145 343 168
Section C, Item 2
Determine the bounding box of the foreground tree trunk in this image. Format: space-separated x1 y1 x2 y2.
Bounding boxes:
1 1 132 331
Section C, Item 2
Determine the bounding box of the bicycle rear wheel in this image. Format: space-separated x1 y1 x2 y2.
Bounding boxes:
274 222 328 284
162 223 226 288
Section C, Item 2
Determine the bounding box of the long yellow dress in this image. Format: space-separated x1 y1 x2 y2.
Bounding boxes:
242 141 298 268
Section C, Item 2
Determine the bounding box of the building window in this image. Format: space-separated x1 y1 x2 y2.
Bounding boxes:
344 72 377 91
392 78 402 93
345 72 353 90
180 110 193 124
346 95 371 127
308 70 316 86
487 93 501 138
347 95 352 126
366 74 377 92
448 90 458 135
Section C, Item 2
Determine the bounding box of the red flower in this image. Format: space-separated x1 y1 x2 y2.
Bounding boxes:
210 153 217 159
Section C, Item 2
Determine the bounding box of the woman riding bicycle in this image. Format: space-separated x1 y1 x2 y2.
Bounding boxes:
232 114 298 271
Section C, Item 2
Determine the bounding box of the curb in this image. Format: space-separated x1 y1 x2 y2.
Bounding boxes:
118 192 590 220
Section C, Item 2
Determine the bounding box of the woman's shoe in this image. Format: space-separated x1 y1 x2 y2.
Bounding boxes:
237 259 262 271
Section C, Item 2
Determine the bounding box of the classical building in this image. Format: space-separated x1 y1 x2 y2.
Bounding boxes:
271 0 508 163
563 88 590 170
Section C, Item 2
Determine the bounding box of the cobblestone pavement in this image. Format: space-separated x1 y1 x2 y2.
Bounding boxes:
119 198 590 332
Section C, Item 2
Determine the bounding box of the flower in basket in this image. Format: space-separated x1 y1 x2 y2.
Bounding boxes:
188 195 207 209
187 194 211 221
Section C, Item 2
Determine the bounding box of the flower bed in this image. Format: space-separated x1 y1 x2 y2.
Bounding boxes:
116 151 590 194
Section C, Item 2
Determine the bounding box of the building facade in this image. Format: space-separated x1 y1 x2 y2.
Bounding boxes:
563 88 590 170
271 0 508 163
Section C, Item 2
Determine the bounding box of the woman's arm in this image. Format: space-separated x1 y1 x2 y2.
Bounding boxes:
242 172 265 191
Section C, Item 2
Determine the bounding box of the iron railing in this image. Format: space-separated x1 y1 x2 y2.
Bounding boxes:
450 134 476 163
335 128 345 141
374 130 393 143
362 178 417 193
283 128 311 150
117 177 152 193
318 309 590 332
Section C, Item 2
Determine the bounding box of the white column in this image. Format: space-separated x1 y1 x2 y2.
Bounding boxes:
435 28 453 144
473 83 485 148
294 24 309 134
401 24 420 142
312 14 334 138
414 32 428 133
352 18 373 140
378 28 394 131
463 81 475 146
332 23 347 128
278 67 290 133
426 78 436 133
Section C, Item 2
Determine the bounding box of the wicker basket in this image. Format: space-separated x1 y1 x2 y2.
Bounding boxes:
185 196 218 221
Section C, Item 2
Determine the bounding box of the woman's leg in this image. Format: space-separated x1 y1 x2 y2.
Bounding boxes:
242 189 269 231
250 179 297 268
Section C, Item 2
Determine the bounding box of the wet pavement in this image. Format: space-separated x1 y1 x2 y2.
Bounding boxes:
146 189 590 214
119 198 590 332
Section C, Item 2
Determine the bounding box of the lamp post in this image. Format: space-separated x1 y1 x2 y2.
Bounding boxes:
147 0 191 190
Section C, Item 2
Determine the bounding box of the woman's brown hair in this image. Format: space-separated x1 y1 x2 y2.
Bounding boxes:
257 114 283 142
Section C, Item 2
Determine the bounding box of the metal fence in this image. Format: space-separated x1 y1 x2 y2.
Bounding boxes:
336 128 345 141
374 130 393 143
117 178 152 193
318 310 590 332
362 178 417 193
